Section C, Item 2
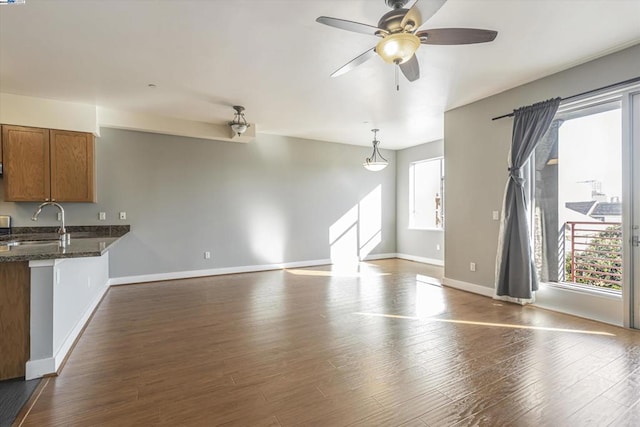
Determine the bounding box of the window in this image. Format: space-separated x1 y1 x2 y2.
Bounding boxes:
533 98 622 292
409 157 444 229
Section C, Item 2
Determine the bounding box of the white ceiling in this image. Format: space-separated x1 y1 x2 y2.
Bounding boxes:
1 0 639 149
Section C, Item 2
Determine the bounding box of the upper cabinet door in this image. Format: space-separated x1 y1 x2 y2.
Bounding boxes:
2 125 50 202
50 130 95 202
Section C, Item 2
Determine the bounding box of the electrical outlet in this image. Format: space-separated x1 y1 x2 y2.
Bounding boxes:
204 251 211 259
119 212 127 220
57 212 62 221
470 262 476 272
99 212 106 221
493 210 500 221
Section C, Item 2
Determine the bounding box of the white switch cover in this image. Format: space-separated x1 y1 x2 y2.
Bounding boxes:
470 262 476 272
492 211 500 221
99 212 106 221
204 251 211 259
57 212 62 221
119 212 127 220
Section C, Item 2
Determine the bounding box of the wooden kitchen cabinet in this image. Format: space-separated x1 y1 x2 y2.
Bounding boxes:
50 129 95 202
2 125 95 202
2 125 51 201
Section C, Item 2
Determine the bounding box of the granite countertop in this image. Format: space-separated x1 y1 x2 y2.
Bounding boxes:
0 225 129 262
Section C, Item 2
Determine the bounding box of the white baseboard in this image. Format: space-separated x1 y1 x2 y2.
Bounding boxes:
25 357 55 381
362 253 397 261
442 277 494 297
109 258 332 286
396 253 445 267
110 255 449 286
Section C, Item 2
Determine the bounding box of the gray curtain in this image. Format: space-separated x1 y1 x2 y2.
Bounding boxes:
496 98 561 299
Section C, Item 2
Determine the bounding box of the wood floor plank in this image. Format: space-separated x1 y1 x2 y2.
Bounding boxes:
514 374 618 425
608 400 640 427
17 259 640 426
601 367 640 408
352 389 451 426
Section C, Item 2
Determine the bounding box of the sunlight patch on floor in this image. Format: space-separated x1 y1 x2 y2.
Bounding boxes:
353 312 616 336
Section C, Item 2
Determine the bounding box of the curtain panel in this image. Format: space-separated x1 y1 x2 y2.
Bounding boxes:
495 98 561 301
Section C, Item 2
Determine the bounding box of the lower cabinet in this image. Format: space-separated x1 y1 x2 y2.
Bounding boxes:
0 262 30 380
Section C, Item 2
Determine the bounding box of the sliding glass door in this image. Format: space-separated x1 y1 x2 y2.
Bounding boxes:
533 84 640 327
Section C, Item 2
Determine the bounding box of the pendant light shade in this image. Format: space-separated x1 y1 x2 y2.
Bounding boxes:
363 129 388 171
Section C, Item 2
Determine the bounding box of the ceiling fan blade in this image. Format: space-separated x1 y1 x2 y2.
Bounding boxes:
331 48 377 77
417 28 498 45
399 55 420 82
401 0 447 31
316 16 383 36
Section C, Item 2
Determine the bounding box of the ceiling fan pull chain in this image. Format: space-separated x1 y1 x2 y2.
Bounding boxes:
395 64 400 91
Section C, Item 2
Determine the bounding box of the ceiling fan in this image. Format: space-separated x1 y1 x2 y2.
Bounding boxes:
316 0 497 84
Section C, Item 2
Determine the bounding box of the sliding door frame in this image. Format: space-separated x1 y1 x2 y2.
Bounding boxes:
624 90 640 328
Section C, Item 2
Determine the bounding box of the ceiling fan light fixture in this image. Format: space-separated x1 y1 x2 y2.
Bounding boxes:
229 105 250 136
376 32 420 64
363 129 389 172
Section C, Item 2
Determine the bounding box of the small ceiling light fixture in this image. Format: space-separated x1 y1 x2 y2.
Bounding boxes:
363 129 389 172
229 105 250 137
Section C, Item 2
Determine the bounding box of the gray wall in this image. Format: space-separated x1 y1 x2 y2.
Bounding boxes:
396 140 444 262
0 129 396 278
444 43 640 288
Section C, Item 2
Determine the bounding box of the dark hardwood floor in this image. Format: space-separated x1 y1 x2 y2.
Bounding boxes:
20 259 640 426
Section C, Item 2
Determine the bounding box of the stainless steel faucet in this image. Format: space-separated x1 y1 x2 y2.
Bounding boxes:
32 202 70 246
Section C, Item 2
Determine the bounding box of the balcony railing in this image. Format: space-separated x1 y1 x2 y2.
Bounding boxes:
565 221 622 291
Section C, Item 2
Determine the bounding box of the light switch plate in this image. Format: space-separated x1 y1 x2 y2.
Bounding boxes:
99 212 106 221
492 211 500 221
119 212 127 220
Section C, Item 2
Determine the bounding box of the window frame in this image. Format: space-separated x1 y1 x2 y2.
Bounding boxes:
530 93 624 292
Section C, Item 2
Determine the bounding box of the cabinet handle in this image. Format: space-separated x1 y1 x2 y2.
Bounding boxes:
45 198 49 201
51 199 55 202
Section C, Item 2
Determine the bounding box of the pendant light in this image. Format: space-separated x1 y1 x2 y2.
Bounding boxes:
363 129 389 171
229 106 250 136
